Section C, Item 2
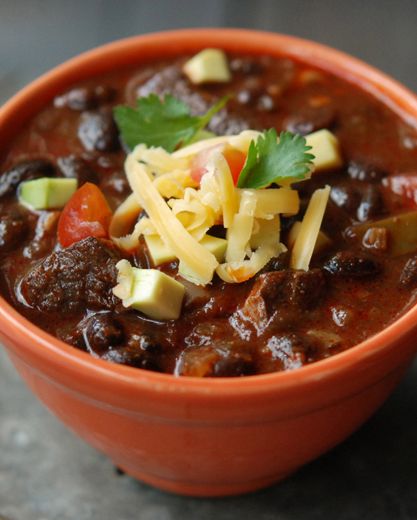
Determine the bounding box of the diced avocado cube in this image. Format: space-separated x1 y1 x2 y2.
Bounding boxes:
305 129 343 172
200 234 227 262
144 235 176 266
19 178 50 209
48 178 78 208
183 49 231 84
19 177 77 210
126 268 185 320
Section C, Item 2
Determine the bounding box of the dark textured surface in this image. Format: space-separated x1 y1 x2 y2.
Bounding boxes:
1 0 417 518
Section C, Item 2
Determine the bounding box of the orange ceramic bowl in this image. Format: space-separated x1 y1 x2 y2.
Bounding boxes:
1 29 417 497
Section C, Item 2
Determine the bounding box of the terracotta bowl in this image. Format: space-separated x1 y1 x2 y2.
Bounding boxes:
1 29 417 497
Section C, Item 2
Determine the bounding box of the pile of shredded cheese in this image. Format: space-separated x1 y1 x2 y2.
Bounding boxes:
110 130 332 286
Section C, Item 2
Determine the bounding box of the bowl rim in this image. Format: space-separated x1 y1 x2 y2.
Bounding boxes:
1 27 417 397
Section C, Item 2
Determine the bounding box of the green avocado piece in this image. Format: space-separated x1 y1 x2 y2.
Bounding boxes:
183 49 232 84
348 211 417 257
200 234 227 262
145 233 227 267
178 234 227 283
126 268 185 320
144 235 176 266
19 177 77 210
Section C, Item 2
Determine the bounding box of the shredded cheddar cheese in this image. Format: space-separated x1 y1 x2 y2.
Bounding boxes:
125 150 218 285
290 185 331 270
112 129 336 286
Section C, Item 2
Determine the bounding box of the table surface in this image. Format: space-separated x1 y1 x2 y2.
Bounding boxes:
1 1 417 518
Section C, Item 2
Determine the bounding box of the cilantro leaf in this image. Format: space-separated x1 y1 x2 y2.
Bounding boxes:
113 94 228 152
237 129 315 189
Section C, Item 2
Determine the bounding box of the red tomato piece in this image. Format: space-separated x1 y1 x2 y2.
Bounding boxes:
190 145 247 185
384 173 417 208
190 144 224 183
223 147 247 185
57 182 112 247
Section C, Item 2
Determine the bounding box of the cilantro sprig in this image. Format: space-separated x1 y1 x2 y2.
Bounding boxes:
237 129 314 189
113 94 228 152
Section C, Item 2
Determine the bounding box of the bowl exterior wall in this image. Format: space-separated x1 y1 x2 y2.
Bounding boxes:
4 341 412 496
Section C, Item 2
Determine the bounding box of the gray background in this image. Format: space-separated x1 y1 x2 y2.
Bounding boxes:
1 0 417 519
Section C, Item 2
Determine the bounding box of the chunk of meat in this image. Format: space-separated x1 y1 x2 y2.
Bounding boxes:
323 251 380 278
0 210 28 252
0 159 56 198
20 237 121 313
330 181 385 222
54 85 115 111
234 269 327 336
57 155 98 185
78 108 120 152
260 251 290 273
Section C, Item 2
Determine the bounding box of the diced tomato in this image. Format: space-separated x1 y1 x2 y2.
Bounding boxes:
57 182 112 247
190 144 223 183
384 174 417 208
224 147 247 185
190 145 247 185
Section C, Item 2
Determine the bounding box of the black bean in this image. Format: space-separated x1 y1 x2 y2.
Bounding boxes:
78 108 120 152
84 313 124 354
101 344 160 371
330 184 361 214
347 161 388 182
229 57 263 75
399 256 417 288
54 85 115 111
0 159 56 198
256 94 276 112
126 332 161 353
176 344 254 377
236 89 253 105
356 184 384 222
323 251 380 278
330 182 384 222
57 155 98 185
207 111 250 136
